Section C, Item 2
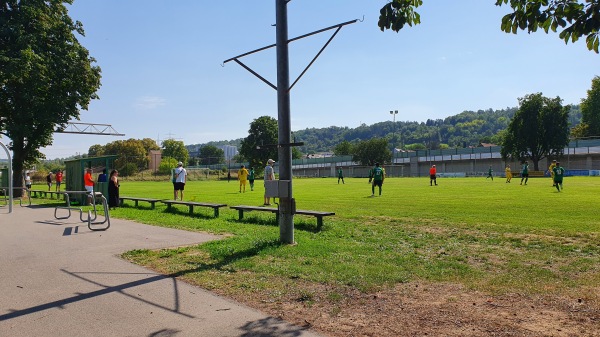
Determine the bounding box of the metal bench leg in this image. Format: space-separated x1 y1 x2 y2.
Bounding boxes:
189 205 194 215
213 207 219 217
316 216 323 231
151 202 155 209
135 200 139 207
238 209 244 220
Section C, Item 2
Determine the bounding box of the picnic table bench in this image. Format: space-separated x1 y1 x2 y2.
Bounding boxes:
119 196 161 209
230 205 335 230
162 200 227 217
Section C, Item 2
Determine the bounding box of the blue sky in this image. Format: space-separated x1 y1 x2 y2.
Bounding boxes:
15 1 600 159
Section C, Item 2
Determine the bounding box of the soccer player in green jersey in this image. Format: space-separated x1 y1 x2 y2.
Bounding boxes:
552 162 565 192
520 161 529 185
369 163 385 196
337 167 345 184
486 165 493 180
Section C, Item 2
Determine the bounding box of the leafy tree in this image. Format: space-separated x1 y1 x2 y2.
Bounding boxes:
501 93 570 170
570 122 589 138
198 145 225 165
239 116 278 175
140 138 161 153
158 156 178 175
232 153 246 163
378 0 600 52
580 76 600 136
0 0 101 194
334 140 354 155
88 144 104 157
292 147 303 160
161 139 189 164
104 139 148 172
352 138 392 166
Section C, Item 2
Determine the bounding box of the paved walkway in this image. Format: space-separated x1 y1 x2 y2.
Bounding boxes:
0 205 322 337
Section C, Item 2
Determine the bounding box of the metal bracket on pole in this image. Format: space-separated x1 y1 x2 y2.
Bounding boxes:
256 142 304 150
223 19 358 92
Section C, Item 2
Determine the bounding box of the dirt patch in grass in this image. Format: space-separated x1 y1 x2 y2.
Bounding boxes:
215 280 600 337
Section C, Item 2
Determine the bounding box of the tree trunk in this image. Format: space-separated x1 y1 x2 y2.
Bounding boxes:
11 149 25 198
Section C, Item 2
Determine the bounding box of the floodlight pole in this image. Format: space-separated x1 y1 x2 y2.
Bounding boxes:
276 0 294 244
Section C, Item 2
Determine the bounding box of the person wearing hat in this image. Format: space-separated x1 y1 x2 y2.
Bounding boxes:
264 159 275 205
173 161 187 200
429 164 437 186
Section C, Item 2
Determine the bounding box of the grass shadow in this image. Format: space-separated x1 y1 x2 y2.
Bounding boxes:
162 207 216 220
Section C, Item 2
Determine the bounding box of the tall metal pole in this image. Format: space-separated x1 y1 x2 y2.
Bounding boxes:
276 0 294 244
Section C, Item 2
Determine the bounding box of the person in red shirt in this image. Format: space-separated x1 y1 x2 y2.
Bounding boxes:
429 164 438 186
84 168 94 204
55 170 63 192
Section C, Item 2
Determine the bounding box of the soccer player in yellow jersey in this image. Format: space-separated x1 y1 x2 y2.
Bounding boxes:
548 160 557 186
238 165 249 193
505 165 512 183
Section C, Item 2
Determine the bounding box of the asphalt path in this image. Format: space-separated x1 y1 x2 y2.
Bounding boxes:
0 205 322 337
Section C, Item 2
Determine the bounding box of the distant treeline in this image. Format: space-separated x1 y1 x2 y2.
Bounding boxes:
188 106 582 154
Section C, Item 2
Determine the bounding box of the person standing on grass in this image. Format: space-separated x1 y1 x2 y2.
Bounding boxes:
369 162 385 196
264 159 275 205
173 161 187 201
337 167 345 184
97 169 108 183
505 165 512 183
520 161 529 185
552 162 565 192
108 170 120 209
238 165 249 193
25 172 32 190
429 164 437 186
55 170 63 192
548 159 557 186
84 168 94 205
248 167 255 191
46 172 53 191
486 165 494 181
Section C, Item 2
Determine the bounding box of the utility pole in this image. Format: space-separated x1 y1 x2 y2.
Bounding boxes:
223 2 358 244
276 0 294 244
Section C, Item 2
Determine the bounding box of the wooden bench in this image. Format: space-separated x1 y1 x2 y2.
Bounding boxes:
119 196 161 209
230 205 335 230
162 200 227 217
30 190 65 200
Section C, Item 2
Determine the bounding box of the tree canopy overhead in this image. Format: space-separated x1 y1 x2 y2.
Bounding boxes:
378 0 600 52
580 76 600 136
0 0 101 191
501 93 570 170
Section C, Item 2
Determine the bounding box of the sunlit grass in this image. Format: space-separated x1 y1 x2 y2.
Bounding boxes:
30 177 600 298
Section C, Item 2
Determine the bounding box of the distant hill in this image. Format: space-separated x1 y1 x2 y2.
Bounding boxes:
187 106 582 154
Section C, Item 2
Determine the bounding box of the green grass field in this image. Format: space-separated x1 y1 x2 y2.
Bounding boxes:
34 176 600 302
